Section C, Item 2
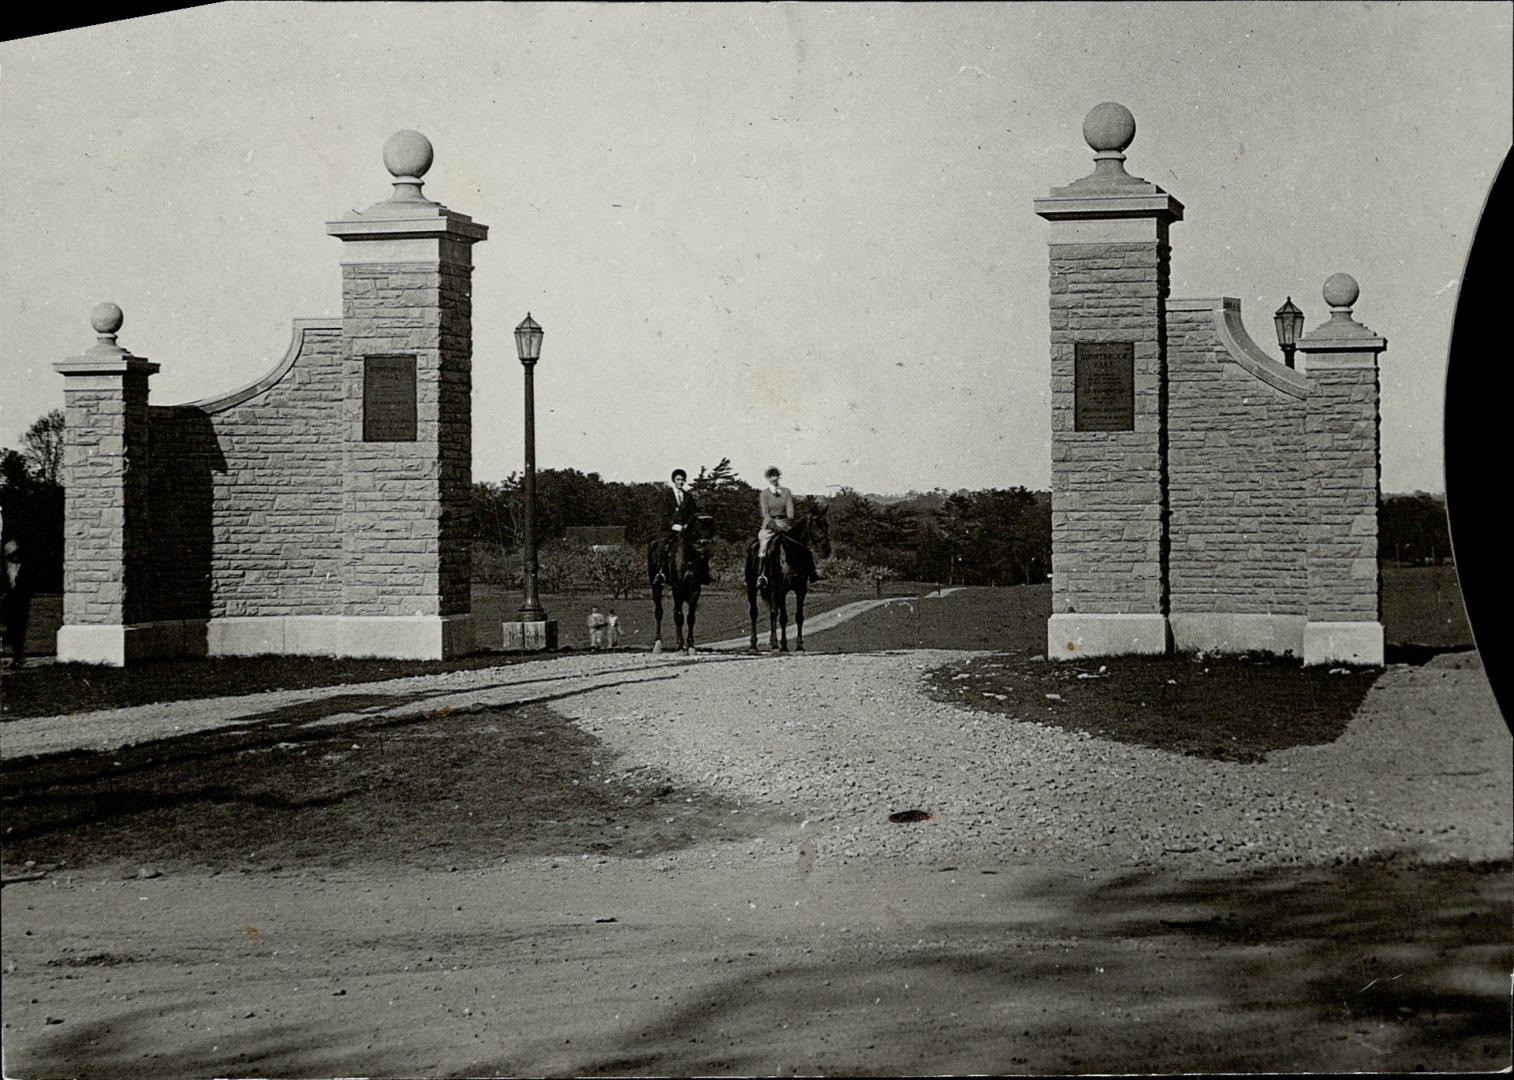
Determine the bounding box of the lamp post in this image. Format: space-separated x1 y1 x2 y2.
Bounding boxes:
514 313 546 624
1273 296 1305 369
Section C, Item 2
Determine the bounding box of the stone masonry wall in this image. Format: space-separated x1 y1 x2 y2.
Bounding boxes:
58 373 152 625
1306 364 1380 620
1166 307 1308 615
340 262 458 619
137 326 347 623
437 259 473 617
1049 241 1167 615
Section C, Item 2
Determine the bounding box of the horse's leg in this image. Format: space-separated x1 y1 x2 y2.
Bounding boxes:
794 581 806 651
651 581 664 653
778 586 790 653
673 592 686 652
686 588 698 654
768 591 779 650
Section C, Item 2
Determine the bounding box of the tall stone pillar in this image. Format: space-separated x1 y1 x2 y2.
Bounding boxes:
1298 273 1387 666
51 304 159 665
1033 104 1182 659
325 131 488 659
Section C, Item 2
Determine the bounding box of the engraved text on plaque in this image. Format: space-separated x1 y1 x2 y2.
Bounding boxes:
1073 342 1135 432
362 355 418 442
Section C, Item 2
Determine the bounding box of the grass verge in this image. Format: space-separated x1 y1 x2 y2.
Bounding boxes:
923 652 1381 763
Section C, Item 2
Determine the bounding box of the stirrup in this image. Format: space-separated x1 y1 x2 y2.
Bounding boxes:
756 574 768 588
653 572 666 586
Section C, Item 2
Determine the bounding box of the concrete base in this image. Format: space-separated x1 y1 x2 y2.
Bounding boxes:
502 619 559 652
56 620 207 666
1047 613 1169 660
1303 620 1385 667
1169 613 1306 658
56 614 475 666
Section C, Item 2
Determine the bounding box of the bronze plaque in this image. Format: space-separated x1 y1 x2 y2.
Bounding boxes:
362 355 417 441
1074 342 1134 432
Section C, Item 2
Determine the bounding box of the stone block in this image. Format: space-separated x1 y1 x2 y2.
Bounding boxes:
1047 613 1169 660
1303 620 1384 667
502 619 559 652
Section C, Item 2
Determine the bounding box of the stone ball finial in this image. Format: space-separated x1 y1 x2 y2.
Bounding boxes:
90 301 124 337
383 130 434 180
1083 102 1137 154
1323 272 1360 310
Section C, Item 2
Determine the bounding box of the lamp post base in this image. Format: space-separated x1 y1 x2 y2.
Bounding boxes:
503 619 558 652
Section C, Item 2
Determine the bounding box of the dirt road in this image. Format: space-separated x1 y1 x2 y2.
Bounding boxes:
2 647 1509 1075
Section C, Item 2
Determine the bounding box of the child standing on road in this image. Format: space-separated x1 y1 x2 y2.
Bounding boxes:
606 609 620 648
587 606 607 649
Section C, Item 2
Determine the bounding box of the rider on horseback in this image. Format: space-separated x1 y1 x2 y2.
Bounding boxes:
755 465 820 589
657 468 712 586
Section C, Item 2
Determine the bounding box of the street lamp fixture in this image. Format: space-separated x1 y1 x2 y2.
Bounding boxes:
515 312 543 364
1273 296 1304 369
513 312 549 633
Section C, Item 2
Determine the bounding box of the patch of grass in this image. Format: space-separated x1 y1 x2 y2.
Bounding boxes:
1380 564 1473 647
804 585 1050 654
0 651 557 720
0 700 760 875
924 651 1381 763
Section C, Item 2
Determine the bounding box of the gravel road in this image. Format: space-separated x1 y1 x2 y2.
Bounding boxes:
5 647 1508 876
560 649 1512 873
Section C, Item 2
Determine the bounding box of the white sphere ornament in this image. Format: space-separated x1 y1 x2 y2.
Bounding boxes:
1083 102 1137 153
1323 273 1360 310
90 302 124 336
383 130 434 179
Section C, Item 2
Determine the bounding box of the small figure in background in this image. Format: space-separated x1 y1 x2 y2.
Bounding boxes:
606 609 620 648
587 605 607 649
1 538 32 667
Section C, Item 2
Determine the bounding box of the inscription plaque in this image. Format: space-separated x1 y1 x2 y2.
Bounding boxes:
1074 342 1135 432
362 355 417 442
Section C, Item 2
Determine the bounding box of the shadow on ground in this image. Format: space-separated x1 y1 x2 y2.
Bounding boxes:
559 855 1511 1075
0 674 765 874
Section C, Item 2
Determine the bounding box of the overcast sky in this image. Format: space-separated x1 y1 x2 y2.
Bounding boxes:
2 2 1508 495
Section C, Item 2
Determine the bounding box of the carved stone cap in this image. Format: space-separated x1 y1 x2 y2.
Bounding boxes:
1035 103 1183 221
53 302 159 376
1298 273 1386 351
326 130 489 242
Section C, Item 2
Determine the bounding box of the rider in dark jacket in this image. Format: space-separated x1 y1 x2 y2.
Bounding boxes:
658 469 712 586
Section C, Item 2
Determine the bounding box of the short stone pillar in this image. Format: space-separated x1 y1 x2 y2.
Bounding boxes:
1033 103 1183 659
1298 273 1387 666
51 304 160 665
325 131 488 660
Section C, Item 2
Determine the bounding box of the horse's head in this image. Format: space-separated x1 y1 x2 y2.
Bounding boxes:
807 502 832 560
691 514 717 550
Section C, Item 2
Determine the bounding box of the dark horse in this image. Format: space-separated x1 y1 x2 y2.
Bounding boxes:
648 514 713 654
746 506 831 653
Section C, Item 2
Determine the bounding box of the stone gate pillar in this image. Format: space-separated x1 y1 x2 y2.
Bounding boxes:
1298 273 1387 666
325 131 488 660
51 304 159 665
1033 103 1182 659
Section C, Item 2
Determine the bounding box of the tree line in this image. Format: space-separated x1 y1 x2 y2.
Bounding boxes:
0 409 1460 595
471 459 1052 588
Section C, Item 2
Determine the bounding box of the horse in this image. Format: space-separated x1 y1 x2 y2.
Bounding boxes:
648 514 713 654
746 505 831 653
